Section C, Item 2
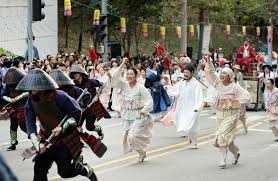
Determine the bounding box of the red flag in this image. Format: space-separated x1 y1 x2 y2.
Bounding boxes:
89 48 98 62
155 44 165 57
162 56 172 69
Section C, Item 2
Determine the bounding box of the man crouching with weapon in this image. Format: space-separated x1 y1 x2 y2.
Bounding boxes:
1 67 29 151
16 69 97 181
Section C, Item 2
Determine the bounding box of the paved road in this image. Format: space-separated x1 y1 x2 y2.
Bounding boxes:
1 109 276 181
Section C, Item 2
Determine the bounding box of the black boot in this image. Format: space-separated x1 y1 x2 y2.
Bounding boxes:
85 165 98 181
7 141 18 151
74 156 98 181
95 125 104 140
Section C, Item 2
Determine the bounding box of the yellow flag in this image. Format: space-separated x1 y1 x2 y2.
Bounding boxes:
226 25 231 35
64 0 71 9
142 23 148 37
160 26 166 39
242 26 246 35
64 0 72 16
256 26 260 36
176 26 181 38
120 18 126 33
93 9 100 25
189 25 194 36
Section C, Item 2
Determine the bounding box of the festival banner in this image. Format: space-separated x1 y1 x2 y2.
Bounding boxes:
93 9 100 25
64 0 72 16
256 26 261 37
160 26 166 39
142 23 148 37
176 26 181 38
120 18 126 33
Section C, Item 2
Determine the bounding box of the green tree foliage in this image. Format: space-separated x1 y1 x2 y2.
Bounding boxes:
58 0 278 54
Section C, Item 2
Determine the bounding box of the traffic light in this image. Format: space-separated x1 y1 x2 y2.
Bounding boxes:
95 16 107 42
33 0 45 21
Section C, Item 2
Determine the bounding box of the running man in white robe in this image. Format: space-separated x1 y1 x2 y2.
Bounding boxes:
174 64 203 149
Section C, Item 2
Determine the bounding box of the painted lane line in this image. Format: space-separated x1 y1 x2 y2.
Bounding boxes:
96 121 264 175
248 128 272 133
97 140 213 175
48 132 216 181
47 119 265 181
102 122 122 128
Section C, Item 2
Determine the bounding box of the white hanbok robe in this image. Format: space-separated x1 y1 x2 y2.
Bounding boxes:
174 79 203 136
111 68 153 151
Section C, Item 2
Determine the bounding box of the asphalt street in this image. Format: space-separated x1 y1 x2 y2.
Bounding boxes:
0 109 276 181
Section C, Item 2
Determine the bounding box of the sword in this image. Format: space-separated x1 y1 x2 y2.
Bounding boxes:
193 76 208 89
0 92 29 113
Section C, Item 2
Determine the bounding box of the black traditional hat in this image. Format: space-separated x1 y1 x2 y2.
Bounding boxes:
16 68 58 91
50 69 74 86
3 67 26 85
69 64 88 78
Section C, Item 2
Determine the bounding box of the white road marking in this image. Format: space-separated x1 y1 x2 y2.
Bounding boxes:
249 128 272 133
102 122 122 128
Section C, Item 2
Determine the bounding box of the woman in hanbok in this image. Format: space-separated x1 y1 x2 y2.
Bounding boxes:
137 69 146 85
95 64 111 108
145 61 171 119
258 65 275 108
111 59 153 163
110 59 123 118
205 60 250 169
265 79 278 141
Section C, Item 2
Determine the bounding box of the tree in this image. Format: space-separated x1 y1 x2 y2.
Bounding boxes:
109 0 170 53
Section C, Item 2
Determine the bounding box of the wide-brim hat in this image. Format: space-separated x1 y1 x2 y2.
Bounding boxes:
69 64 88 78
16 68 58 91
50 69 74 86
3 67 26 85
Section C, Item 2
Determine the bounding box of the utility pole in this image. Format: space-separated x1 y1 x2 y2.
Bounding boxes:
101 0 109 62
268 0 273 63
181 0 187 55
27 0 34 62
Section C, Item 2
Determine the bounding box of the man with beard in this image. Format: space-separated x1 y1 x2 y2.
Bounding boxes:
173 64 203 149
16 69 97 181
70 65 111 139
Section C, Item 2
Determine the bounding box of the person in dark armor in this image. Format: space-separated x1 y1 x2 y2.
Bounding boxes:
1 67 28 151
49 69 91 110
16 68 97 181
50 68 107 158
69 65 111 139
